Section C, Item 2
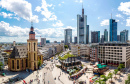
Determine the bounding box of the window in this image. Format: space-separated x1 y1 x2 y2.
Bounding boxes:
17 60 19 69
26 59 28 67
22 59 23 68
12 60 14 69
34 53 35 61
34 43 36 51
29 43 30 51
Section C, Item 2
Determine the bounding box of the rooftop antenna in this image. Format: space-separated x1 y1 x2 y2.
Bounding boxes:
82 2 83 9
111 13 112 19
31 21 33 27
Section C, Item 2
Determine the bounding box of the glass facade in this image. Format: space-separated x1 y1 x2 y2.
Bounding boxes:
104 29 108 42
109 19 117 41
64 29 72 44
120 30 128 42
91 31 100 43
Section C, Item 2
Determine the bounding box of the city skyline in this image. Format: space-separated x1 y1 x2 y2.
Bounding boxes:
0 0 130 42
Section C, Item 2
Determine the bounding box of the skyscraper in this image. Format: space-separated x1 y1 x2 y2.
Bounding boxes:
109 18 117 41
41 38 46 45
120 30 128 42
101 35 104 43
117 35 120 41
91 31 100 43
77 5 89 44
64 29 72 45
74 36 77 44
104 29 108 42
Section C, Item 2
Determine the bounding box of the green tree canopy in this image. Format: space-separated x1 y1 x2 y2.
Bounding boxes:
38 60 41 67
113 69 118 77
0 62 3 71
64 45 68 49
125 74 130 84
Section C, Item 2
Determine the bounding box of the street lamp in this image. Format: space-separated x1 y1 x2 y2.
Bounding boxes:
44 73 45 84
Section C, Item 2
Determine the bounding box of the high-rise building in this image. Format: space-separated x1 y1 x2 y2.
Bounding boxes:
61 40 64 43
91 31 100 43
74 37 77 44
98 42 130 68
101 35 104 43
13 41 16 46
104 29 108 42
109 19 117 41
120 30 128 42
117 35 120 41
46 40 50 43
41 38 46 45
64 29 72 45
77 6 89 44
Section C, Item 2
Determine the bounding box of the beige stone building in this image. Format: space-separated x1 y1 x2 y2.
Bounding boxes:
71 44 90 60
98 42 130 68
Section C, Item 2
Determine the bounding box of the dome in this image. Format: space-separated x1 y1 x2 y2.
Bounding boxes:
29 31 35 34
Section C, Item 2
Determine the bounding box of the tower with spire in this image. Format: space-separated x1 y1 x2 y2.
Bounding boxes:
27 22 38 70
77 3 89 44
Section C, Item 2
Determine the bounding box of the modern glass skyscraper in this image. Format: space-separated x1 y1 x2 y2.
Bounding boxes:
109 19 117 41
74 36 77 43
120 30 128 42
104 29 108 42
64 29 72 45
77 6 89 44
91 31 100 43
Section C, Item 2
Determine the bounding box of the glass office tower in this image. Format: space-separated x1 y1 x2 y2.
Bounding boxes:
64 29 72 45
120 30 128 42
91 31 100 43
77 6 89 44
109 19 117 41
104 29 108 42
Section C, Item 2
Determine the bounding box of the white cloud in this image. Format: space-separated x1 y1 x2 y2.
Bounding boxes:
75 0 83 3
62 1 64 3
14 17 20 21
0 0 39 23
100 19 109 26
52 20 64 27
35 0 56 21
98 17 100 19
35 6 41 12
0 12 13 18
116 14 124 19
116 20 119 22
118 2 130 15
58 4 61 6
118 2 130 26
126 17 130 26
72 19 75 20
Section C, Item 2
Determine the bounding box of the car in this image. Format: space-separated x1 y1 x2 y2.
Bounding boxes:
51 60 53 62
39 67 42 70
42 65 44 68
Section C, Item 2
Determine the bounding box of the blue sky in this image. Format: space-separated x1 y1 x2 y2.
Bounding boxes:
0 0 130 42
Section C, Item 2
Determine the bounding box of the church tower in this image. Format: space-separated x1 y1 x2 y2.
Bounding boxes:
27 22 38 70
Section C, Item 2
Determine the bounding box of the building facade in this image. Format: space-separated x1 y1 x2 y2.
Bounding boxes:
101 35 104 43
64 29 72 45
74 37 77 44
41 38 46 46
120 30 128 42
77 7 89 44
104 29 108 42
117 35 120 41
98 42 130 68
109 19 117 41
91 31 100 43
46 40 50 43
90 45 98 62
8 25 43 71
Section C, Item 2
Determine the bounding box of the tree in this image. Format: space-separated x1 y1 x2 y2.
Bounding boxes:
64 45 68 50
94 78 106 84
125 74 130 84
118 64 125 71
108 72 113 83
0 62 3 71
38 60 41 67
100 75 109 82
113 69 118 78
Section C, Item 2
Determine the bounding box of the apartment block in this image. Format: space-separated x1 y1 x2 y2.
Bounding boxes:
90 45 98 62
98 42 130 68
71 44 90 60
